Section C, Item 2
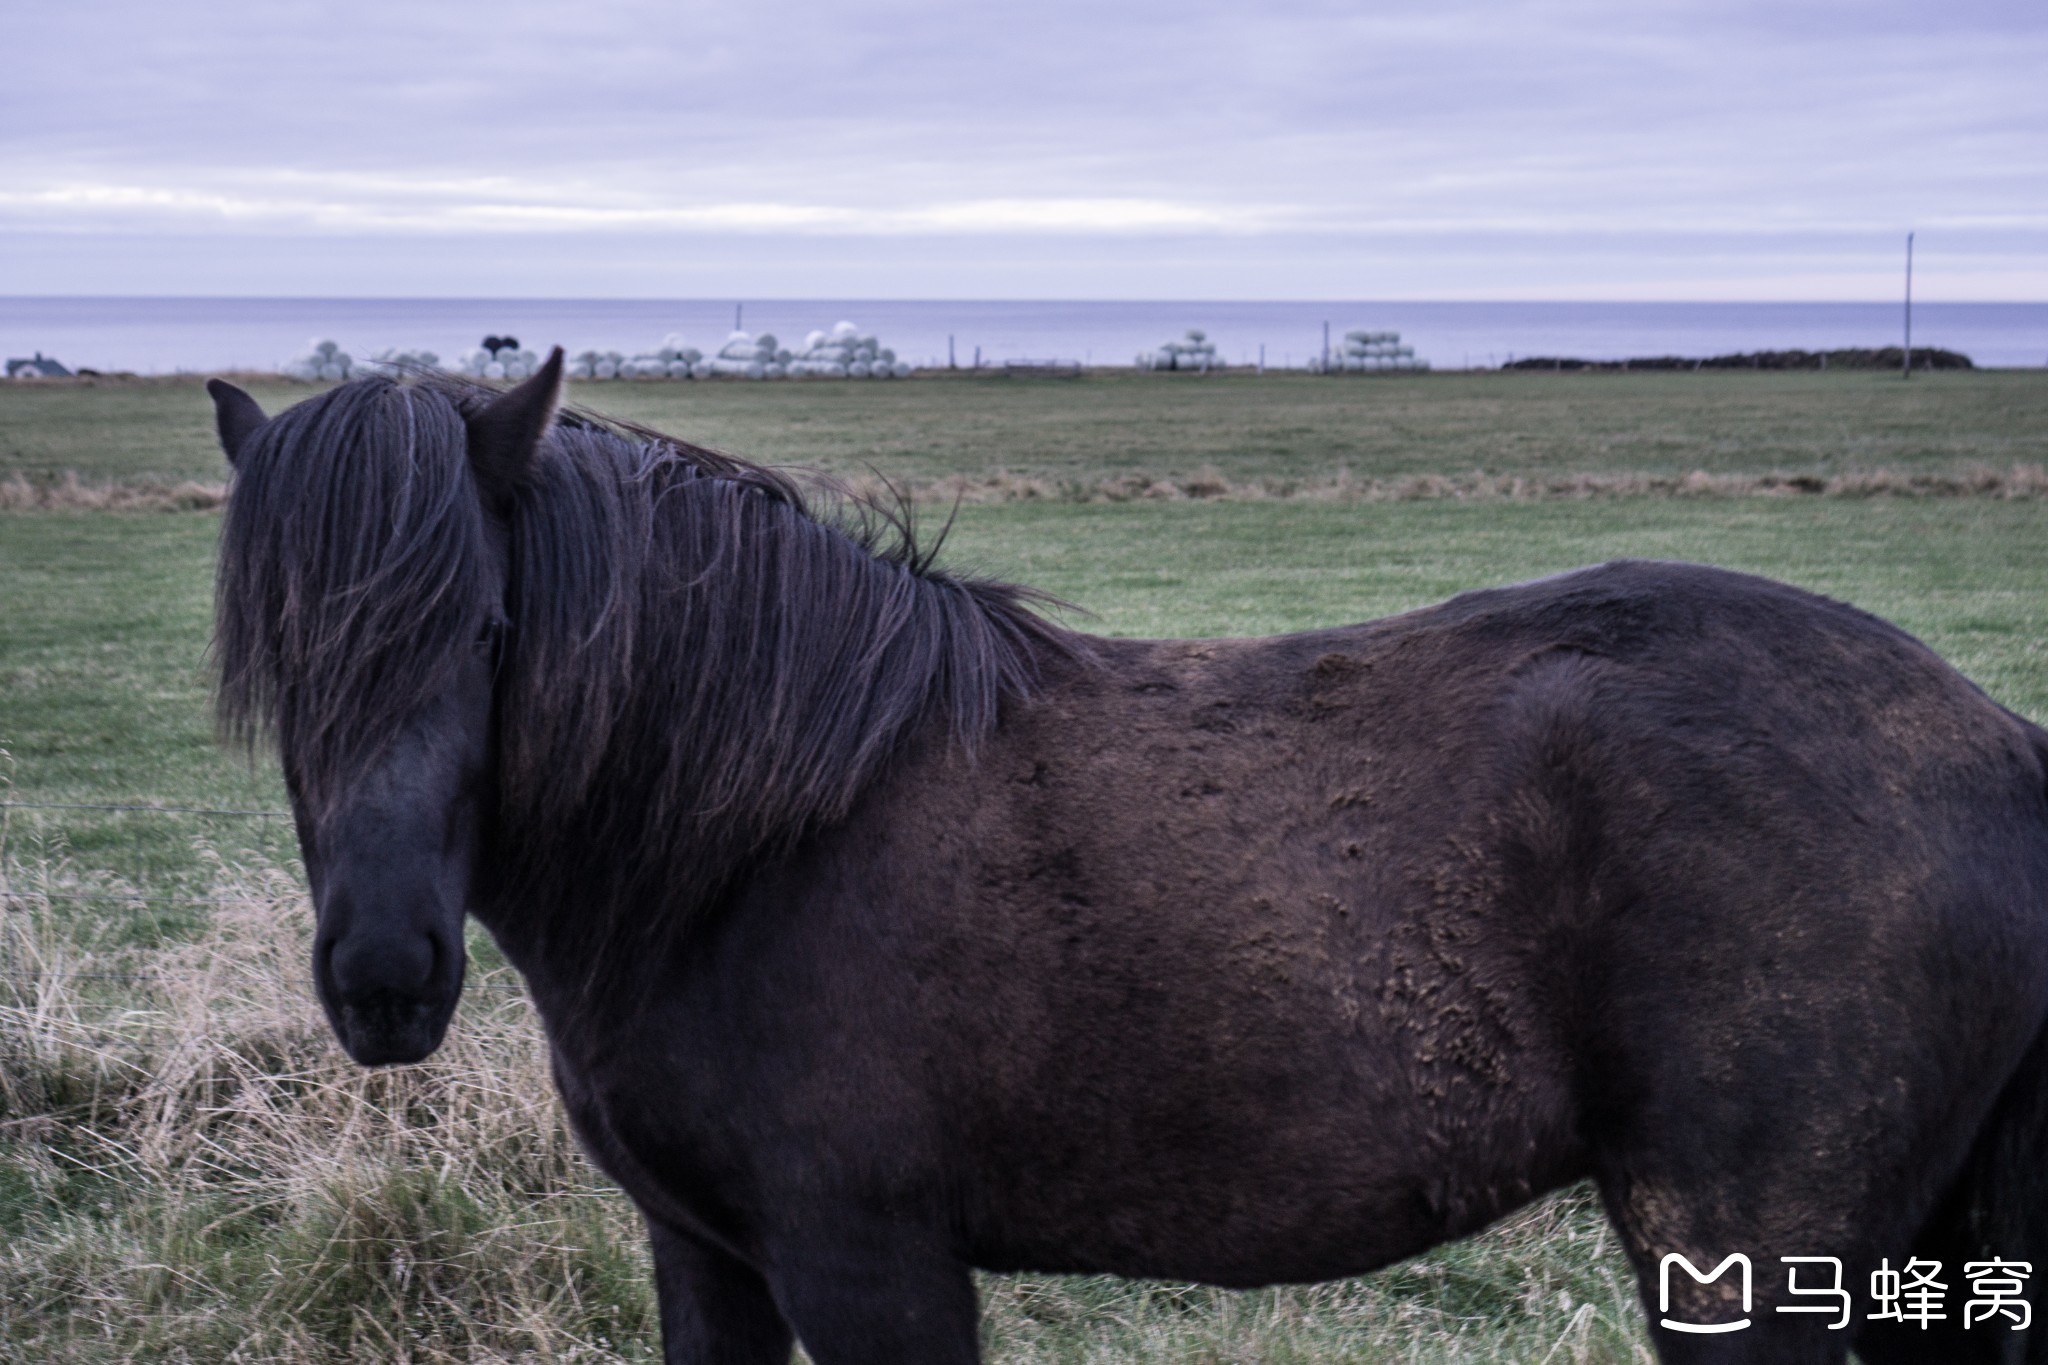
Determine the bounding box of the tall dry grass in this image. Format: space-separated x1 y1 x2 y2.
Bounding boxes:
9 461 2048 517
876 461 2048 506
0 845 655 1362
0 840 1650 1363
0 473 227 512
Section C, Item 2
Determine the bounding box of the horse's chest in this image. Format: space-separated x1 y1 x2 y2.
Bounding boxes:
545 1027 753 1239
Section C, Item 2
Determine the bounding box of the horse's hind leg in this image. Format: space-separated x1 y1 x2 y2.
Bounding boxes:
647 1220 794 1365
1595 1160 1858 1365
1590 1053 1989 1364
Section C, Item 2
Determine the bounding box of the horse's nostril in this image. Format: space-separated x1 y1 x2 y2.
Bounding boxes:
329 924 437 998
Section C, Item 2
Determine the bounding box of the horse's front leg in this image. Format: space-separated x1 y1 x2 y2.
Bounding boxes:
759 1222 982 1365
647 1219 794 1365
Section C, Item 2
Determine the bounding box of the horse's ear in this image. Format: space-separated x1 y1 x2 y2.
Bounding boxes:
466 346 564 510
206 379 268 467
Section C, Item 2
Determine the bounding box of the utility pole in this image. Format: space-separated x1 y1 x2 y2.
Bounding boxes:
1902 232 1914 379
948 334 956 369
1322 321 1330 373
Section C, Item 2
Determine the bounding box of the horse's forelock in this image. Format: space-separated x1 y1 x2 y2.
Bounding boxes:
213 376 494 813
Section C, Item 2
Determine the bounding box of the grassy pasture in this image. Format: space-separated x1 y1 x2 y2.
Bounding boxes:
2 371 2047 1361
4 367 2046 491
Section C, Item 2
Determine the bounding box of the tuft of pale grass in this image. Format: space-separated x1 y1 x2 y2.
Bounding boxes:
836 463 2048 509
1 840 1649 1362
0 472 227 512
9 461 2048 519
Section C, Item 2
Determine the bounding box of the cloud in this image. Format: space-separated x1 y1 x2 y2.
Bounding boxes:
2 0 2042 295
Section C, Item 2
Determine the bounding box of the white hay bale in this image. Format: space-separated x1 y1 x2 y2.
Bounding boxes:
568 360 595 380
593 359 617 379
667 360 693 379
804 329 827 351
483 361 506 380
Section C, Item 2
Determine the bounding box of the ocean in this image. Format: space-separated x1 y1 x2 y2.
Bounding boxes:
4 298 2045 375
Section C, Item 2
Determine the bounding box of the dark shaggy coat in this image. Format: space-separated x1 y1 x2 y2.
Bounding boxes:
210 363 2048 1365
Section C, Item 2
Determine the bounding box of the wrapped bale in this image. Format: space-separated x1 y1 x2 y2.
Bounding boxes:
1324 329 1429 373
282 337 355 382
1136 328 1218 371
783 319 911 378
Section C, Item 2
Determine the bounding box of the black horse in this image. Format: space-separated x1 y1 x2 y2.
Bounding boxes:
207 352 2048 1364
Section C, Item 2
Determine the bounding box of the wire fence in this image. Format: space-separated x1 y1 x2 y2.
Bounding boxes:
0 797 527 994
0 802 289 817
0 798 297 908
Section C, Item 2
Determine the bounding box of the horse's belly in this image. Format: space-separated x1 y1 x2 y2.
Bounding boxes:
938 971 1585 1284
956 1076 1583 1284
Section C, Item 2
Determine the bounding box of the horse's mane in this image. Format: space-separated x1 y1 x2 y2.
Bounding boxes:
215 373 1081 928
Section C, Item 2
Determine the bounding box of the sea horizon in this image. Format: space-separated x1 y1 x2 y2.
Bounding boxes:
5 296 2045 374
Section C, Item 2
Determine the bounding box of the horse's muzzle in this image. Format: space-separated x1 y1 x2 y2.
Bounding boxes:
315 913 465 1065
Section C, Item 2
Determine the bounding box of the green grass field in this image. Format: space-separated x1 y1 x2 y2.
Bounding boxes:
6 368 2047 490
3 371 2047 1361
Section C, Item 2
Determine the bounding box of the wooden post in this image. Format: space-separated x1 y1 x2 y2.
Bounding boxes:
1322 321 1330 373
1902 232 1914 379
736 303 744 333
948 335 956 369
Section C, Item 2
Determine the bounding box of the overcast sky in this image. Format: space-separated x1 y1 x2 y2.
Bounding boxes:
3 0 2042 299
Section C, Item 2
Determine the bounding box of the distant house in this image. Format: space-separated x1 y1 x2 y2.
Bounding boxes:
7 352 73 379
